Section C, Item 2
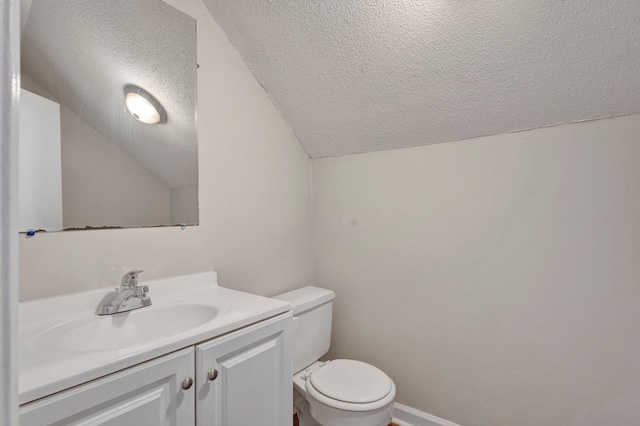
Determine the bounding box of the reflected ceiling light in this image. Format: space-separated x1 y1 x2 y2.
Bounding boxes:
124 85 167 124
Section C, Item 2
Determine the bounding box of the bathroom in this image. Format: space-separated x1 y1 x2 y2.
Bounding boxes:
1 0 640 425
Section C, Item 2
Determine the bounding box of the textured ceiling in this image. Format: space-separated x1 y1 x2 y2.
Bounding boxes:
22 0 197 188
204 0 640 158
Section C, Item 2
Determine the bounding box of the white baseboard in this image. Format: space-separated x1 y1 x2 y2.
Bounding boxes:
392 403 461 426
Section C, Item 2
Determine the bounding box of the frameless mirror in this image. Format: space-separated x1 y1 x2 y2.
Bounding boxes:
19 0 198 232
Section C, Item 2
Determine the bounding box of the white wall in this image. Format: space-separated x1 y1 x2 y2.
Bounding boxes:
18 0 313 301
314 114 640 426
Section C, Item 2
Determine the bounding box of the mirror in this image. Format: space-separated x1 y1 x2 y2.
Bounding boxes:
19 0 198 231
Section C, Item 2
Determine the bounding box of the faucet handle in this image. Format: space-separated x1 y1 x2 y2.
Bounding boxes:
121 270 144 287
132 285 149 296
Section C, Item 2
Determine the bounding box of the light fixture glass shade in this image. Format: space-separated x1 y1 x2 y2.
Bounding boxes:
124 85 167 124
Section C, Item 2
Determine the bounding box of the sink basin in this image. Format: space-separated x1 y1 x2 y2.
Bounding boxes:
31 304 219 352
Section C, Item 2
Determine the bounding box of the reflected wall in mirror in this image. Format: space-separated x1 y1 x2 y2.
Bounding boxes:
20 0 198 231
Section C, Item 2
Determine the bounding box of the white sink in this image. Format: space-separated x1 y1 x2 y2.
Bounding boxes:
31 304 220 352
19 271 292 405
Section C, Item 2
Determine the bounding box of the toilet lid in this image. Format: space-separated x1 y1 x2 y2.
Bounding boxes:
308 359 392 404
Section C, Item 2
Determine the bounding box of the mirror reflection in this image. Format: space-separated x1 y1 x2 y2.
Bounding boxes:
19 0 198 231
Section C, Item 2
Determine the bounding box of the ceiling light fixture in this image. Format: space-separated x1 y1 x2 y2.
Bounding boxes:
124 84 167 124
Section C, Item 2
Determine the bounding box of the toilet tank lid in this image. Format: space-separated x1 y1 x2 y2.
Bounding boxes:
273 286 335 315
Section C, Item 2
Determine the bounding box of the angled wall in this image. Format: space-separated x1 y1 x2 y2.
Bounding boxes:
314 114 640 426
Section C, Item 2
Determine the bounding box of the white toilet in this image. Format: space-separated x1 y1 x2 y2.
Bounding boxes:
274 286 396 426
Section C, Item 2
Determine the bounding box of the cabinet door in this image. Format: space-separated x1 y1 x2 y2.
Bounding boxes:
196 313 292 426
19 348 195 426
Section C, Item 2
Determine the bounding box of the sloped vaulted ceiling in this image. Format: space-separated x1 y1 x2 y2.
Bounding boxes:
204 0 640 158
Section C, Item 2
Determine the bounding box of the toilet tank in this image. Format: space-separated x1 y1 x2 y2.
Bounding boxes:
273 286 335 373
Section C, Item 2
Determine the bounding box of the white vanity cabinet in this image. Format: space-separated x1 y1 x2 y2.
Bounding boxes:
19 347 196 425
19 312 292 426
195 313 292 426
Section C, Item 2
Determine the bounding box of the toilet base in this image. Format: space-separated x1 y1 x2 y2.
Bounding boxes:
294 389 323 426
294 388 393 426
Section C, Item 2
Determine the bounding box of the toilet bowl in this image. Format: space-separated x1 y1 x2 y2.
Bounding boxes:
273 286 396 426
294 360 396 426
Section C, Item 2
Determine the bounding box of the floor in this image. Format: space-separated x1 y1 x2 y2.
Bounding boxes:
293 414 399 426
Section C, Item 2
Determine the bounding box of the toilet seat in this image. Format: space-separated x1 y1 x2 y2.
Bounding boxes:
305 359 396 412
310 359 392 403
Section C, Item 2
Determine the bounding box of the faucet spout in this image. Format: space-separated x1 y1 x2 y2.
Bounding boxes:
98 270 151 315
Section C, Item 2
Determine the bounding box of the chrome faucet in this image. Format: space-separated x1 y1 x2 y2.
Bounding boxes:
98 270 152 315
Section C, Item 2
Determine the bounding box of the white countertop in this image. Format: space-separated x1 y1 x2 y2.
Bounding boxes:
19 271 290 405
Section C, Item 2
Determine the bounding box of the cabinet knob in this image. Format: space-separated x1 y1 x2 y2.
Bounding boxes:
181 377 194 390
207 369 219 381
